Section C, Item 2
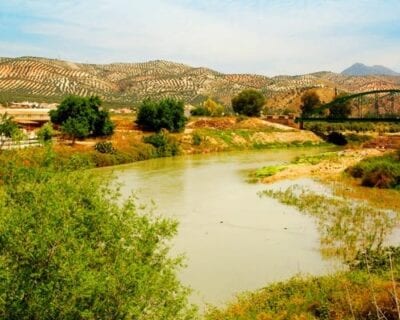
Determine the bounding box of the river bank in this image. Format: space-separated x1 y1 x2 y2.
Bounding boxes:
2 116 327 170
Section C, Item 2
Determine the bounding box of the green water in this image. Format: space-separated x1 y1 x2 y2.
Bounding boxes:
108 148 342 307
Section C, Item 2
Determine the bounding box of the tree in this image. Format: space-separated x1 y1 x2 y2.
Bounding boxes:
328 94 352 119
37 122 54 143
50 95 114 143
231 89 265 117
0 113 22 149
0 160 196 319
300 91 321 117
136 98 186 132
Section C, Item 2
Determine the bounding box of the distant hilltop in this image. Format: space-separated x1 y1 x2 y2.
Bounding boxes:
0 56 400 112
342 63 400 76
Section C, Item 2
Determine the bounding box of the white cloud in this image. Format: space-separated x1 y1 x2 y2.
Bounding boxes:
3 0 400 75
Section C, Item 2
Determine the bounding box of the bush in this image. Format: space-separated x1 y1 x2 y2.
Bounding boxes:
347 153 400 189
94 141 116 154
326 131 348 146
143 130 181 157
349 246 400 275
0 162 195 319
37 122 54 143
231 89 265 117
191 106 211 116
192 132 202 146
203 98 225 116
136 98 186 132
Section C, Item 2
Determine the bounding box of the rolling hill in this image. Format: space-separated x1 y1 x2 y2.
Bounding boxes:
1 56 400 111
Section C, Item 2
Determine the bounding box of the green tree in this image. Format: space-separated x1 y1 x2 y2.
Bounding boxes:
231 89 265 117
50 95 114 143
0 113 21 149
328 94 352 119
37 122 54 143
136 98 186 132
300 91 321 117
61 117 90 144
0 161 196 319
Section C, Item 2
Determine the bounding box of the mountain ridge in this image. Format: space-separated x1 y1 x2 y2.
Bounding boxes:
1 56 400 110
342 63 400 76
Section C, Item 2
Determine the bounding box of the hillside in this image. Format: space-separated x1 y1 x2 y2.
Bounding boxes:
342 62 400 76
1 56 400 110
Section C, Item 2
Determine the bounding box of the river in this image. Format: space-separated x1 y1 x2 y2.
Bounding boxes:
109 148 342 307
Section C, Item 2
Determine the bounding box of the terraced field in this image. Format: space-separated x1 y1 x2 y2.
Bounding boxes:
1 56 400 109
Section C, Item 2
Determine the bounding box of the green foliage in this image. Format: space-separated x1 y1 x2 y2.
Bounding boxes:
326 131 348 146
304 121 400 133
0 113 19 139
349 246 400 275
300 90 321 117
292 152 339 165
37 122 54 143
192 132 202 146
328 94 352 119
50 95 115 142
251 165 287 179
61 117 90 141
136 98 186 132
143 130 181 157
0 157 196 319
347 153 400 189
0 113 24 149
94 141 116 154
231 89 265 117
191 106 211 116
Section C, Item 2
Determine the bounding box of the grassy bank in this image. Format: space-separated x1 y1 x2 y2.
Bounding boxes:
2 116 327 170
346 151 400 189
206 270 400 320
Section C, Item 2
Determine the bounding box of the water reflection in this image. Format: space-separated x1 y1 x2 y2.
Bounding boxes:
263 185 400 261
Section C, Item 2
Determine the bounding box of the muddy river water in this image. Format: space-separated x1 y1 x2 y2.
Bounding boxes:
109 148 343 306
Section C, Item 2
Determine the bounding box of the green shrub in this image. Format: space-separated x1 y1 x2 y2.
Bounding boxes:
326 131 348 146
37 122 54 143
192 132 202 146
347 153 400 189
191 106 211 116
0 164 195 319
136 98 186 132
94 141 116 154
143 130 180 157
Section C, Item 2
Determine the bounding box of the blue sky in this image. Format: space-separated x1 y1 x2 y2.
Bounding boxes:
0 0 399 75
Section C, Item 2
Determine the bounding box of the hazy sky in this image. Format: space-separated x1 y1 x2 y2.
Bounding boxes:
1 0 399 75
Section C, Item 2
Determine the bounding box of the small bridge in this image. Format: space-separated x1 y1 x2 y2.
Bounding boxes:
296 89 400 128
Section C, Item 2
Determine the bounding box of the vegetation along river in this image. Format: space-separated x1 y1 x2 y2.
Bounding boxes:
107 148 347 307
